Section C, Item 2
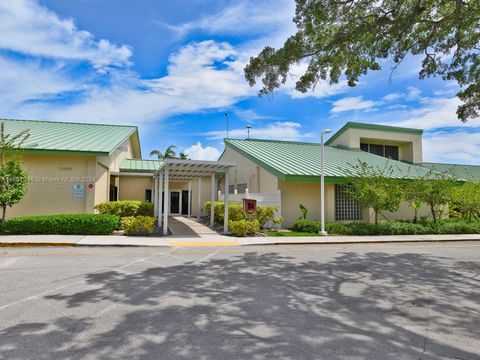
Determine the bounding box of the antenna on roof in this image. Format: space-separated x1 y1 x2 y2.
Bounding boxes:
246 125 252 140
225 113 229 139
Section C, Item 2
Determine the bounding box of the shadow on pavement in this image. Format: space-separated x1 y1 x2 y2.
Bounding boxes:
1 251 479 359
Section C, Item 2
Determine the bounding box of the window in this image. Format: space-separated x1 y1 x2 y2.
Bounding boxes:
228 185 235 194
335 184 362 221
385 145 399 160
361 143 400 161
145 189 152 202
369 144 384 157
237 183 248 194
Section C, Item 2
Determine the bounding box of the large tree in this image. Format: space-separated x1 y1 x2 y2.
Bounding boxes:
245 0 480 121
346 161 403 224
0 123 30 221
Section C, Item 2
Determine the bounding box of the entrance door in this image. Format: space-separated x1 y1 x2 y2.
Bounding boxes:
170 191 180 214
181 190 190 215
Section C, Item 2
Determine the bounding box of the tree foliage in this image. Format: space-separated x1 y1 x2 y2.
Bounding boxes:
0 123 30 221
346 161 402 224
416 175 454 223
245 0 480 121
403 179 425 223
451 181 480 221
150 146 190 160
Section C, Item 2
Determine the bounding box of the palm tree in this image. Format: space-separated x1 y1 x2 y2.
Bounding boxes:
150 145 177 160
178 152 189 160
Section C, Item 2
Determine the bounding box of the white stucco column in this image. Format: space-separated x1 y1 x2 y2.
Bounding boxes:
224 170 229 234
187 180 192 219
153 176 158 219
197 177 202 220
163 168 169 236
210 173 215 228
157 172 163 227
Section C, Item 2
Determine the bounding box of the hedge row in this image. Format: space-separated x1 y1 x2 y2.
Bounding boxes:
95 201 154 217
292 218 480 235
0 214 119 235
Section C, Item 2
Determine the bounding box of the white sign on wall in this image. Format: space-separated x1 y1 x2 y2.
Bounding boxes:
72 184 85 198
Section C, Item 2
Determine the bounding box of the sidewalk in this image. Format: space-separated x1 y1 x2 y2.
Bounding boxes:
1 234 480 247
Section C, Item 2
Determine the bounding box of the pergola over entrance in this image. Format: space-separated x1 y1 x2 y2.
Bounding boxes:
153 159 236 236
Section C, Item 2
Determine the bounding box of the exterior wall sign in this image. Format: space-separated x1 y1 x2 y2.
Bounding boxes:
72 184 85 198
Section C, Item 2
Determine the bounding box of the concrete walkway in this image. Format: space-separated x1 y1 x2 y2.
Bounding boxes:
1 233 480 247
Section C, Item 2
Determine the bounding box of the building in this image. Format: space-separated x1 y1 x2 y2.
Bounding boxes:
219 122 480 227
2 118 479 230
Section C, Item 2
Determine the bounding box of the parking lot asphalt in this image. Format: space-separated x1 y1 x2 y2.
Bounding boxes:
1 241 479 360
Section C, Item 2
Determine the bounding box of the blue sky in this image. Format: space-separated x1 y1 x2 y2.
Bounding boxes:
0 0 478 163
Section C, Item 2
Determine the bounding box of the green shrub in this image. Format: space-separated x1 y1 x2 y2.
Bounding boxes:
255 206 278 226
292 219 320 233
228 219 260 237
0 214 119 235
323 219 480 236
204 201 245 224
95 201 153 217
120 216 155 236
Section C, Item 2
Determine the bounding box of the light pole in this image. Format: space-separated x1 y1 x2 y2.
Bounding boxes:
320 129 332 235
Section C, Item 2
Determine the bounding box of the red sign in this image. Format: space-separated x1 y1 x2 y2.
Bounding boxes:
88 183 94 189
243 198 257 214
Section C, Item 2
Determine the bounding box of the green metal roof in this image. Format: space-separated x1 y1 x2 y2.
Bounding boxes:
325 121 423 145
224 138 433 183
421 162 480 182
0 118 140 156
120 159 163 173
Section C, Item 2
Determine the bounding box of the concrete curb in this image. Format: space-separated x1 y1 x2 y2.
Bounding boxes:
1 234 480 248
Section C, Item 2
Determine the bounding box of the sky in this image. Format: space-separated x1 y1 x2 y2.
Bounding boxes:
0 0 478 164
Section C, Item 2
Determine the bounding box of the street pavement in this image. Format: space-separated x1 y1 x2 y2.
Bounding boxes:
0 242 479 360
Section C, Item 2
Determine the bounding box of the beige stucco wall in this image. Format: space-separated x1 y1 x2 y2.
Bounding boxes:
97 137 136 172
219 147 278 193
118 175 154 202
279 181 335 227
328 128 423 163
7 154 96 218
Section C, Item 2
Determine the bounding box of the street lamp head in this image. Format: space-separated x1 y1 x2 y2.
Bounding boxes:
322 129 332 134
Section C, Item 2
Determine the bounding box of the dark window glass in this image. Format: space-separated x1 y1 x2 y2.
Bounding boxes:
145 189 152 202
385 145 399 160
109 185 118 201
228 185 235 194
237 183 248 194
360 143 369 152
369 144 384 157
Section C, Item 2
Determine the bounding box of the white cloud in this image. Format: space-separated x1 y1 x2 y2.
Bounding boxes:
423 131 480 164
161 0 295 38
233 109 276 122
383 92 402 101
391 97 478 130
184 142 221 161
0 56 77 114
331 96 379 113
406 86 422 101
206 121 313 141
0 0 131 70
4 40 252 125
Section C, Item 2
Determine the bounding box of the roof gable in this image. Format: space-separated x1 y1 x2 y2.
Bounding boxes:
0 118 140 157
325 122 423 146
224 138 433 183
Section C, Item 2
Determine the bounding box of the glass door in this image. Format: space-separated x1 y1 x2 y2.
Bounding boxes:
170 191 180 214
